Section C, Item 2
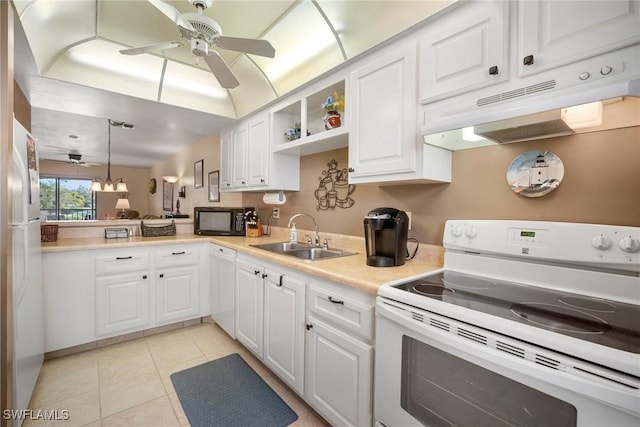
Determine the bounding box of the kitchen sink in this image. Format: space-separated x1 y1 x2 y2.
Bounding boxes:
251 241 357 261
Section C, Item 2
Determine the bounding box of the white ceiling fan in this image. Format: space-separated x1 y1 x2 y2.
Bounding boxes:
119 0 276 89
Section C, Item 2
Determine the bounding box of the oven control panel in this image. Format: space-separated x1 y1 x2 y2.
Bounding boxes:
444 220 640 272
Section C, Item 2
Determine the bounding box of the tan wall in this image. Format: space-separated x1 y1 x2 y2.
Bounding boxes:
39 161 150 219
147 135 242 217
244 126 640 245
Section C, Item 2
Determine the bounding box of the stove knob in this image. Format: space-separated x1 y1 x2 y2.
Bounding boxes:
619 236 640 253
450 224 463 237
591 234 612 250
464 225 477 239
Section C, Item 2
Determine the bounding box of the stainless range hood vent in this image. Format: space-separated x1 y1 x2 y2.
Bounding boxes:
473 109 575 144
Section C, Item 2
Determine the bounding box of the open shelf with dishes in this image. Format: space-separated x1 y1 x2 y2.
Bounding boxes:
271 79 347 156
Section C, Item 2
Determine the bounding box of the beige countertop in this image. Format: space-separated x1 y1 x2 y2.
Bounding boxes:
41 230 444 294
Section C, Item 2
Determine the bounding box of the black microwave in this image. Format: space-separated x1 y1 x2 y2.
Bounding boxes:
194 207 253 236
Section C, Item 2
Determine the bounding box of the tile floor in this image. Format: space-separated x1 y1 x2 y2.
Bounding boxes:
24 322 329 426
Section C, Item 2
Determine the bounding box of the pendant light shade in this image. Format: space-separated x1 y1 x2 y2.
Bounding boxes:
90 180 102 192
115 179 129 192
91 119 132 192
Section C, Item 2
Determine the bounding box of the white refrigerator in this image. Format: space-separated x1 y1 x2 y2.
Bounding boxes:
11 118 44 424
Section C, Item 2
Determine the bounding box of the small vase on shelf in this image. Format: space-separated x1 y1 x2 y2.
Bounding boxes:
324 110 341 130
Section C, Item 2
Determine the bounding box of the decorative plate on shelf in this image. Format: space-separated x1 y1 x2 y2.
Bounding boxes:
506 150 564 198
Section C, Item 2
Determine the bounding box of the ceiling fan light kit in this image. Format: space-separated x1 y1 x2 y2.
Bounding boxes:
120 0 276 89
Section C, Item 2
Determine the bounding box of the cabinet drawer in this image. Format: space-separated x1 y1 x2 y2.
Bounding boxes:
96 252 150 275
155 246 200 268
307 284 374 341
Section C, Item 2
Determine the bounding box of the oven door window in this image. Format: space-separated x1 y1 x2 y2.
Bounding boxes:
401 336 577 426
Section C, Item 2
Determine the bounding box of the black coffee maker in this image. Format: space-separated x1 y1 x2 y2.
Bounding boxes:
364 207 409 267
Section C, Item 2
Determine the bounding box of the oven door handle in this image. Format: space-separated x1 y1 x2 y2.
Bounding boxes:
376 298 640 419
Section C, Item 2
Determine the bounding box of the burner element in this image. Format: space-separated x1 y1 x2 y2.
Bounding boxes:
558 296 617 313
413 284 455 298
511 302 611 335
442 272 496 290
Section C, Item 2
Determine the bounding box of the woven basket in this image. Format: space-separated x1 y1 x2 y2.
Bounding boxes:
141 220 176 237
41 224 59 242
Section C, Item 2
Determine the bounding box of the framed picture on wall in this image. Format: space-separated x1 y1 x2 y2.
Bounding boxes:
163 180 173 211
208 170 220 202
194 159 204 188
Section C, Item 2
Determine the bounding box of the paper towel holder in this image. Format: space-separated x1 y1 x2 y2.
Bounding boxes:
263 191 286 205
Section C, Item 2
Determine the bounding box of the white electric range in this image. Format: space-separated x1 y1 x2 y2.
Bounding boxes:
375 220 640 427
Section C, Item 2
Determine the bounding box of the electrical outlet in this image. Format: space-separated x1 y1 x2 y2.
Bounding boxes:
406 211 412 230
272 208 280 219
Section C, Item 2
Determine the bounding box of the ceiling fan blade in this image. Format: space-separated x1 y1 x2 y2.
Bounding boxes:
148 0 195 33
214 36 276 58
120 40 185 55
204 51 240 89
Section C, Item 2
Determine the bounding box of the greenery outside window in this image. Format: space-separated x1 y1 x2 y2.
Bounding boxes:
40 177 97 220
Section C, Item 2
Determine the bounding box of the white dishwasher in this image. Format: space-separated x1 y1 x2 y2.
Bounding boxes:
210 244 237 338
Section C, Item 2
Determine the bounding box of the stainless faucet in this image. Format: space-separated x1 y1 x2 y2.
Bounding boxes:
288 213 320 246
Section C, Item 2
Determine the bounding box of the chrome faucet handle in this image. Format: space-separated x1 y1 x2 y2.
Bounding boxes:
322 237 332 250
305 234 313 246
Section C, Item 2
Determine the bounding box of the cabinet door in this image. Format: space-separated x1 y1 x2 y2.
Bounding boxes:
306 316 372 427
349 44 417 180
263 269 305 395
219 129 232 190
156 266 200 325
235 259 264 358
518 0 640 77
232 123 248 188
210 245 236 338
247 113 269 187
96 272 151 337
419 0 508 103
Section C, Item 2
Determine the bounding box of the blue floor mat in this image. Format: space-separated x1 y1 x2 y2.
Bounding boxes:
170 353 298 427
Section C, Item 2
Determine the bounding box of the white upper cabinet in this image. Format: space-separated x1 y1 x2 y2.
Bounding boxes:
247 114 269 187
219 129 232 189
348 44 418 181
518 0 640 77
221 112 299 192
419 0 509 103
231 122 249 188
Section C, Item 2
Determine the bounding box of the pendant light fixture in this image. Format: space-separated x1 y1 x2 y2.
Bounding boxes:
91 119 132 192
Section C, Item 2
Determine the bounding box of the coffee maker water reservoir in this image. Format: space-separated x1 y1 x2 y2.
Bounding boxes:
363 207 409 267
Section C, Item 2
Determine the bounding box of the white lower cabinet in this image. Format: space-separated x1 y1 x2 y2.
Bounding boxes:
96 271 151 336
305 315 372 427
155 265 199 326
232 253 375 426
95 249 152 338
154 245 202 326
235 255 307 395
263 269 306 395
304 280 375 427
43 243 208 351
235 257 265 358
